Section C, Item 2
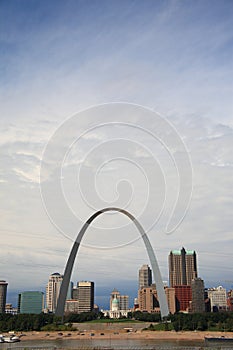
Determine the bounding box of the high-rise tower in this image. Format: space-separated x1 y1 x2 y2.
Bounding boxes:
191 278 205 313
46 273 63 313
77 281 94 313
139 264 152 289
169 247 197 287
0 280 8 313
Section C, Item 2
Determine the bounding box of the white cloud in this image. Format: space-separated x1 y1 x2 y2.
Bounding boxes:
0 0 233 298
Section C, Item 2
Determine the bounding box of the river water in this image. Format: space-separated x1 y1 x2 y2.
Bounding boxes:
0 337 228 349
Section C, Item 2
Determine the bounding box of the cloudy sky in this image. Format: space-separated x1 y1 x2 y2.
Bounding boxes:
1 0 233 308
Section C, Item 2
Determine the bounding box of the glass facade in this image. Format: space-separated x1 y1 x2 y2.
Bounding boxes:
18 291 44 314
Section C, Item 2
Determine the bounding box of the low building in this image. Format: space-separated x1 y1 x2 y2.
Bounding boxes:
165 287 176 314
18 291 44 314
208 286 227 312
5 303 17 315
174 285 192 312
138 285 176 314
133 297 139 311
65 299 79 314
138 285 159 313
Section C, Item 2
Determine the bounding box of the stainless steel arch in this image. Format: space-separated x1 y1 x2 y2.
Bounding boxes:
55 208 169 319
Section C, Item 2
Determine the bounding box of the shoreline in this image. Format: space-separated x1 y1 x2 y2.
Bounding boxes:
12 330 233 342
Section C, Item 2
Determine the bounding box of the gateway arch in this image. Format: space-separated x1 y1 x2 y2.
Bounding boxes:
55 208 169 319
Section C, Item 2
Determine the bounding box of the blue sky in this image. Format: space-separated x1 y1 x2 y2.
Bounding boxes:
1 0 233 121
0 0 233 308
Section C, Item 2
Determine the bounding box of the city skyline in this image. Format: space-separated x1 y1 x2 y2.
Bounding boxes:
2 246 233 312
0 0 233 302
2 255 233 315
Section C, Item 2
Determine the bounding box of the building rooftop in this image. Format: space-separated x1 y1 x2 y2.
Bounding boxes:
111 288 119 293
171 249 195 255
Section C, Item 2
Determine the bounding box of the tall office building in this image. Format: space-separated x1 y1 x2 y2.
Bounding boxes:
139 264 152 289
77 281 94 313
46 273 63 313
0 280 8 314
119 295 129 310
191 278 205 313
169 247 197 287
110 289 129 311
18 291 44 314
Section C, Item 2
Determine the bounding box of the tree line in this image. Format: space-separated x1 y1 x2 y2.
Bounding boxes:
0 313 55 332
0 312 102 332
0 311 233 332
139 311 233 331
170 312 233 331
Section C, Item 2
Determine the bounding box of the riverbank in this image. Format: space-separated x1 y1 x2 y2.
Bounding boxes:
13 330 233 342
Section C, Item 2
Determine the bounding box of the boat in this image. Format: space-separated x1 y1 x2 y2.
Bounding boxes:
205 335 233 345
0 336 4 343
2 335 21 343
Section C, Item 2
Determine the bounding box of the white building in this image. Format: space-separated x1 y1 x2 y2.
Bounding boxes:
5 303 17 315
103 289 130 319
110 289 129 311
46 272 63 313
207 286 227 312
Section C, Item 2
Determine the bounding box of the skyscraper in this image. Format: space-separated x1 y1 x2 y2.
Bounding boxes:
139 264 152 289
191 278 205 313
18 291 44 314
77 281 94 313
0 280 8 314
46 273 63 313
169 247 197 287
